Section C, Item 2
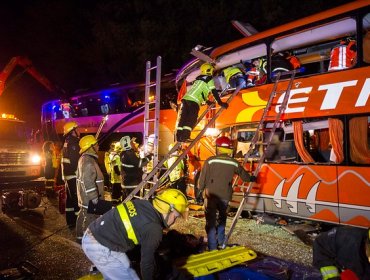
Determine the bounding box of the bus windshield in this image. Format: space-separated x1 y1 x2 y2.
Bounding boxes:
0 120 28 141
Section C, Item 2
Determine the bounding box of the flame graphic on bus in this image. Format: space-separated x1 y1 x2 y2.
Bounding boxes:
236 91 266 122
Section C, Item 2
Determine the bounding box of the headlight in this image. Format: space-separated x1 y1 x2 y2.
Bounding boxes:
30 154 41 164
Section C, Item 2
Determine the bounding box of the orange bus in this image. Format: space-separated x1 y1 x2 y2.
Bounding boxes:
176 1 370 228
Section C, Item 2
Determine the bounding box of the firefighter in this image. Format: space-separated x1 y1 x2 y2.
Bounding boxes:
104 142 116 193
76 135 106 242
164 143 187 196
81 189 188 280
42 141 58 198
175 63 229 143
61 121 81 227
110 142 123 204
120 136 152 200
222 65 247 89
198 136 256 250
246 58 267 87
328 38 357 71
313 226 370 280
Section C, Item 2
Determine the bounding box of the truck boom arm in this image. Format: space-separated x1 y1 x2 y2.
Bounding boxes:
0 56 56 96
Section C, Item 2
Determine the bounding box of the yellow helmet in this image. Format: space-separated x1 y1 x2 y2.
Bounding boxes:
200 63 214 76
152 189 188 217
114 142 122 152
79 135 98 154
63 121 78 136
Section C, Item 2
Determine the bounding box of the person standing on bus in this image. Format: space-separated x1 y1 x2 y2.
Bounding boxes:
110 142 123 205
176 63 228 143
198 136 255 250
164 143 187 196
61 121 81 228
313 226 370 280
76 135 106 243
328 38 357 71
222 65 247 89
120 136 152 200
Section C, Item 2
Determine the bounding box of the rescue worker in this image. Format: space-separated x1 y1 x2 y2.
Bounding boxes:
313 226 370 280
81 189 188 280
110 142 123 204
328 38 357 71
120 136 152 200
104 142 116 193
76 135 106 242
164 143 187 196
61 121 80 227
198 136 256 250
42 141 58 198
176 63 228 142
246 58 267 87
271 52 294 73
222 65 246 89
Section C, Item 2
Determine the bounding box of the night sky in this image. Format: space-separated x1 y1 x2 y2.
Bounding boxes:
0 0 352 128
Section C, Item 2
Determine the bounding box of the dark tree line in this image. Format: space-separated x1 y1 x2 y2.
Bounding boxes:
0 0 351 126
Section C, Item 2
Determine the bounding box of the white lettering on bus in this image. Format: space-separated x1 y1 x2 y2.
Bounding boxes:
319 80 358 110
355 78 370 107
276 87 311 114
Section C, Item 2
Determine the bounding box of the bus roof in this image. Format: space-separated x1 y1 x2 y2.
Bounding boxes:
210 1 370 59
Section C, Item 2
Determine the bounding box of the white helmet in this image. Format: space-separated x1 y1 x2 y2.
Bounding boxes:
120 136 132 151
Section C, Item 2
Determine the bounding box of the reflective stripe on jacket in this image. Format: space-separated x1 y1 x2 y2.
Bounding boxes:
61 135 79 180
182 75 215 106
76 152 105 208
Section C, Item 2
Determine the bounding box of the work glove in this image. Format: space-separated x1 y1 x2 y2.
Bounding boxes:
220 102 229 109
92 198 99 205
249 175 257 182
206 100 214 106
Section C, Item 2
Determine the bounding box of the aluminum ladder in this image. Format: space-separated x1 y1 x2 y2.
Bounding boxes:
143 56 162 180
123 83 241 202
222 70 297 248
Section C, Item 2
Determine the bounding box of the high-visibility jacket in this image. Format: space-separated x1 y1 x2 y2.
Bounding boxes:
61 135 79 181
328 40 356 71
182 75 216 106
109 151 121 184
76 152 105 209
164 154 185 182
222 67 243 83
88 199 165 280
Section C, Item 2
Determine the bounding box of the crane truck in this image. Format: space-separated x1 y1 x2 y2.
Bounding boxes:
0 56 59 212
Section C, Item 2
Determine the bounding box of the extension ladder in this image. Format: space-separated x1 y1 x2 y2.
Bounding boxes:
123 83 239 202
222 70 297 248
143 56 161 179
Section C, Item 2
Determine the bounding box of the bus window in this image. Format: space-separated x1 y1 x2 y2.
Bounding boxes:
264 128 298 162
271 17 357 76
349 116 370 164
235 128 263 159
363 13 370 64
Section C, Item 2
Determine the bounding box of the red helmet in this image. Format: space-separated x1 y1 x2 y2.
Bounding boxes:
215 136 233 148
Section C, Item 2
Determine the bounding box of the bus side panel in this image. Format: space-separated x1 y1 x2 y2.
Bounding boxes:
337 166 370 228
232 163 341 224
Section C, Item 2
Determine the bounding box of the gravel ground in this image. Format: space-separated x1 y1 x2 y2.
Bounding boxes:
171 209 315 268
1 195 319 279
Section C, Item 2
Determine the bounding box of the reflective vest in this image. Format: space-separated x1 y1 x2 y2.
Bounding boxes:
164 154 185 182
328 41 356 71
109 152 121 184
222 67 243 83
182 75 215 106
116 202 138 244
